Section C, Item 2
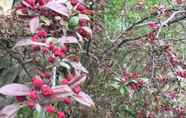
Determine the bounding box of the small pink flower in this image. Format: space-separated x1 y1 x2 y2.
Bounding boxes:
63 98 72 105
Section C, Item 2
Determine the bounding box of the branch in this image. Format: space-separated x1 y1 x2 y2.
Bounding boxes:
102 11 186 56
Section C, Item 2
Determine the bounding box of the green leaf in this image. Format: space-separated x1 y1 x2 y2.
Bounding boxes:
68 16 79 30
120 87 125 95
139 77 149 83
60 61 71 70
120 86 129 96
110 82 120 89
40 16 51 26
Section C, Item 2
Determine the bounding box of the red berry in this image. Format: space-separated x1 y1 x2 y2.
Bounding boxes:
27 100 35 109
25 0 36 7
32 76 44 88
176 0 183 4
80 9 94 15
48 56 56 63
66 73 75 81
42 48 49 54
76 4 87 12
46 105 56 113
41 84 54 97
48 43 55 51
37 30 48 37
61 79 69 85
58 111 65 118
39 0 46 6
147 32 157 43
16 96 26 102
79 19 89 26
54 48 65 57
148 22 159 30
73 86 81 94
78 27 91 38
29 90 38 100
32 34 39 41
32 45 41 52
63 98 72 105
70 0 78 6
40 71 51 79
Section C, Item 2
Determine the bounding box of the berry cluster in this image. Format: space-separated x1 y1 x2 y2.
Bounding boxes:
122 72 144 91
164 45 186 80
11 0 94 117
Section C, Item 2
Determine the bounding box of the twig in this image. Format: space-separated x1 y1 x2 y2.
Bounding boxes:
102 11 186 56
156 10 186 38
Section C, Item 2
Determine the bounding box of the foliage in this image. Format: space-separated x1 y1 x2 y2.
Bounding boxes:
0 0 186 118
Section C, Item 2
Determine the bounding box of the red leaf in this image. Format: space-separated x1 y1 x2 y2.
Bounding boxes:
0 104 22 118
46 1 69 17
0 84 30 96
29 17 40 33
73 92 95 107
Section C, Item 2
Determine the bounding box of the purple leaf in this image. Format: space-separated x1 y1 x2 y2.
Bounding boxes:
29 17 40 33
60 36 79 44
70 61 88 74
70 76 87 88
52 85 72 94
46 2 69 17
0 84 30 96
52 93 73 101
73 92 95 108
52 85 73 101
76 32 83 42
79 14 90 21
81 26 92 38
13 38 48 49
0 104 22 118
